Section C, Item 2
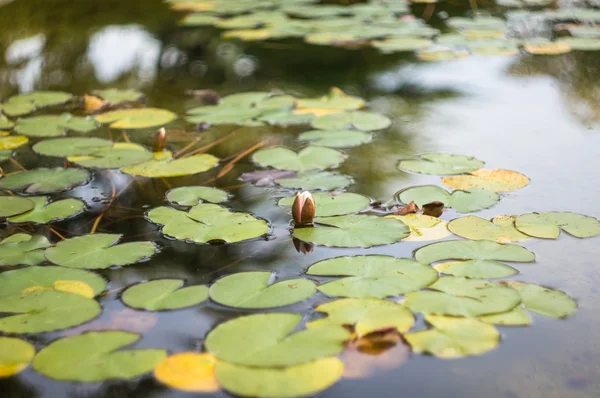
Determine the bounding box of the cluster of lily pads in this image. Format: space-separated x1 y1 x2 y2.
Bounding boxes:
1 85 599 398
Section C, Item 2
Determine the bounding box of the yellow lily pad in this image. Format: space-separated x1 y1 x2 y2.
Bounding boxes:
442 169 530 192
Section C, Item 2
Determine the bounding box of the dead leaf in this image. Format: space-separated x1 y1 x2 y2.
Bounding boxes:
84 94 107 113
394 201 419 215
185 89 220 105
293 237 315 255
422 201 444 217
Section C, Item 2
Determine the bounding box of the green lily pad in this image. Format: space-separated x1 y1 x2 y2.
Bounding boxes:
306 255 438 298
0 266 106 297
92 89 144 103
0 196 35 218
205 313 350 367
33 137 113 157
67 142 153 169
258 110 315 126
32 331 167 381
252 146 346 172
395 185 500 213
0 135 28 151
405 315 500 358
372 37 433 53
122 279 209 311
96 108 177 129
278 192 370 217
448 215 530 243
0 115 14 129
311 111 391 131
293 215 409 248
498 281 577 318
398 153 484 175
209 272 316 309
295 88 365 112
404 276 522 317
275 171 353 191
0 233 52 266
0 337 35 377
1 91 72 117
434 260 518 279
147 203 269 244
45 233 157 269
14 114 97 137
556 37 600 51
215 357 344 398
478 306 532 326
7 196 85 224
120 151 219 178
166 186 229 206
0 168 90 194
514 212 600 239
0 291 100 333
186 106 262 125
307 298 414 336
297 129 373 148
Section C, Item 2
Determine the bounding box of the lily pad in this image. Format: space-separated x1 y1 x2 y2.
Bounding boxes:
395 185 500 213
209 272 316 309
239 169 297 186
398 153 484 175
215 357 344 398
68 143 153 169
258 110 315 126
147 203 269 244
33 137 113 157
32 331 167 381
404 277 522 317
448 215 530 243
120 151 219 178
514 212 600 239
523 38 571 55
0 337 35 378
154 353 219 393
166 186 229 206
14 114 97 137
278 192 370 217
372 37 433 53
122 279 209 311
252 146 346 172
0 135 28 151
0 196 35 218
205 313 350 367
96 108 177 129
7 197 85 224
311 111 391 131
293 215 409 248
0 167 90 194
45 233 157 269
556 37 600 51
307 298 415 336
0 233 51 266
0 266 106 297
275 171 353 191
306 255 438 298
0 291 100 333
386 214 452 242
298 129 373 148
405 315 500 358
1 91 72 117
295 88 365 113
92 88 144 103
0 115 14 129
186 106 262 125
478 306 532 326
498 281 577 318
442 169 530 192
434 260 518 279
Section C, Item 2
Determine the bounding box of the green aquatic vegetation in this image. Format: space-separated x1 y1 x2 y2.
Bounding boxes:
395 185 500 213
0 91 72 117
297 129 373 148
0 233 51 266
252 146 347 172
122 279 209 311
275 171 354 191
0 337 35 377
448 215 530 243
515 212 600 238
0 266 106 297
278 192 370 217
398 153 484 175
120 151 219 177
96 108 177 129
14 114 97 137
166 186 229 206
7 196 85 224
0 167 90 194
0 196 35 218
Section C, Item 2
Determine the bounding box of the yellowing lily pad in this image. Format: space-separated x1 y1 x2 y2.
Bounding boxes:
252 146 346 172
122 279 209 311
0 337 35 378
442 169 530 192
121 151 219 177
295 87 365 113
434 260 518 279
498 281 577 318
0 233 51 266
478 306 532 326
448 215 530 243
514 212 600 239
0 135 28 151
386 214 451 242
96 108 177 129
154 353 219 393
523 38 571 55
398 153 484 175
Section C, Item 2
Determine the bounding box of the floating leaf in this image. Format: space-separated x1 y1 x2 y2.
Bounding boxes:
395 185 500 213
295 88 365 113
96 108 177 129
252 146 346 172
434 260 518 278
14 114 97 137
278 192 370 217
166 186 229 206
0 135 28 151
92 88 144 103
147 203 269 244
215 357 344 398
386 214 451 242
120 151 219 177
442 169 530 192
448 215 530 243
186 106 262 125
122 279 208 311
556 37 600 51
514 212 600 239
0 291 100 333
372 37 433 53
239 169 297 186
275 171 353 191
417 47 470 61
7 197 85 224
298 129 373 148
0 337 35 378
205 313 350 367
1 91 72 117
311 111 391 131
404 277 522 317
33 331 167 381
398 153 484 175
294 215 409 248
209 272 316 309
0 266 106 297
0 167 90 194
498 281 577 318
0 115 14 129
405 315 499 358
0 197 34 218
307 255 438 298
0 233 51 266
45 233 157 269
478 306 532 326
33 137 113 157
154 353 219 393
68 143 153 169
307 298 414 336
258 110 314 126
523 38 571 55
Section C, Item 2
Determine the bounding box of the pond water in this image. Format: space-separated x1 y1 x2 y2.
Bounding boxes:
1 0 600 397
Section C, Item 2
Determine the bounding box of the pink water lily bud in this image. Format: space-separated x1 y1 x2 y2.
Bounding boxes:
152 128 167 152
292 191 316 226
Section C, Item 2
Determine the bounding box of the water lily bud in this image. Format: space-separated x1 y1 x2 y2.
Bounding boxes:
292 191 316 226
152 128 166 152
